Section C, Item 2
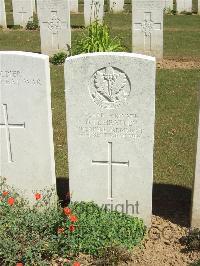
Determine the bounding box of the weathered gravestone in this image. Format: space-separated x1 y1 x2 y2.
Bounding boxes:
65 53 156 226
198 0 200 14
132 0 163 59
37 0 71 56
0 0 6 28
110 0 124 13
70 0 78 13
0 52 56 202
191 106 200 228
12 0 33 28
176 0 192 13
84 0 104 27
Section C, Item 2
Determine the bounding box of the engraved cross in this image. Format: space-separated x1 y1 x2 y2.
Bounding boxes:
92 142 129 201
134 12 161 50
0 104 25 163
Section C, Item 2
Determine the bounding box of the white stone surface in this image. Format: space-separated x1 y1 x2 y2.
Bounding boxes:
70 0 78 13
0 51 56 202
32 0 36 12
37 0 71 56
164 0 173 11
132 0 164 59
110 0 124 13
65 52 156 226
12 0 33 28
0 0 6 28
191 108 200 228
84 0 104 26
198 0 200 14
176 0 192 13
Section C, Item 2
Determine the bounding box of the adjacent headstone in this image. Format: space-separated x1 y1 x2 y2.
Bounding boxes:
65 52 156 226
176 0 192 13
32 0 36 12
0 0 6 28
132 0 164 59
191 105 200 228
37 0 71 56
110 0 124 13
198 0 200 14
164 0 173 11
0 51 56 202
84 0 104 26
70 0 78 13
12 0 33 28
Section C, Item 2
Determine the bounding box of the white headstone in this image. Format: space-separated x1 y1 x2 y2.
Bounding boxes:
132 0 164 59
37 0 71 56
0 52 56 202
70 0 78 13
65 52 156 226
84 0 104 27
176 0 192 13
32 0 36 12
164 0 173 11
0 0 6 28
110 0 124 13
191 106 200 228
12 0 33 28
198 0 200 14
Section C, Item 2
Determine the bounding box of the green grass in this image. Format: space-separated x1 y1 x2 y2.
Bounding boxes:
0 12 200 190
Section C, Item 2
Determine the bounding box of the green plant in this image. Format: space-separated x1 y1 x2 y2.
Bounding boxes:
50 52 68 65
74 21 125 54
26 13 39 30
180 228 200 251
190 260 200 266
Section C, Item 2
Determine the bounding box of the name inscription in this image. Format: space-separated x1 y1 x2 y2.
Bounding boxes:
78 113 143 139
0 70 42 86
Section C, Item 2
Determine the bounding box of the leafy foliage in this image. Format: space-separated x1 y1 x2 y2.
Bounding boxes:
26 13 39 30
50 52 68 65
180 228 200 251
74 21 125 54
0 177 145 265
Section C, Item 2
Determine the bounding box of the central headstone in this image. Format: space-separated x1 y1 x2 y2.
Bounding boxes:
132 0 163 59
176 0 192 13
65 53 156 226
110 0 124 13
84 0 104 26
37 0 71 56
12 0 33 28
0 0 6 28
0 52 56 202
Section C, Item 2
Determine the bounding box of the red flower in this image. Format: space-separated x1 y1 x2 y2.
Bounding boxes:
2 191 9 196
70 215 78 223
57 227 65 234
69 225 75 232
7 197 15 206
16 263 23 266
34 193 42 200
73 262 80 266
63 207 71 216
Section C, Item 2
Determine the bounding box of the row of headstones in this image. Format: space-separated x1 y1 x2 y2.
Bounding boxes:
1 51 200 228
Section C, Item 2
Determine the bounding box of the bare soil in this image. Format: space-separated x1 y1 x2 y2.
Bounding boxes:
157 58 200 69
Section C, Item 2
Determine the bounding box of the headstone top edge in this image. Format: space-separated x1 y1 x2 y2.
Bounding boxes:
0 51 49 60
65 52 156 63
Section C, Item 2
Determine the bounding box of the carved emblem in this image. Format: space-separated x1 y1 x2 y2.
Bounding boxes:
48 14 61 33
141 19 153 37
89 66 131 109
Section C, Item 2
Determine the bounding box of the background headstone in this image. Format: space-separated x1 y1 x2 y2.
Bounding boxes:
176 0 192 13
110 0 124 13
0 0 6 28
84 0 104 26
70 0 78 13
65 52 156 226
198 0 200 14
132 0 164 59
191 105 200 228
0 52 56 202
164 0 173 11
32 0 36 12
37 0 71 56
12 0 33 28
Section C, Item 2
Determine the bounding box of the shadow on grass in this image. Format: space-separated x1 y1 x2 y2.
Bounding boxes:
153 183 192 227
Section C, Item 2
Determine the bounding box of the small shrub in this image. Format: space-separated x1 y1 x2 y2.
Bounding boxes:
74 21 125 54
50 52 68 65
26 13 39 30
180 228 200 251
12 25 23 30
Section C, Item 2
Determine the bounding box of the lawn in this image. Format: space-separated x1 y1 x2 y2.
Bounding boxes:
0 10 200 191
